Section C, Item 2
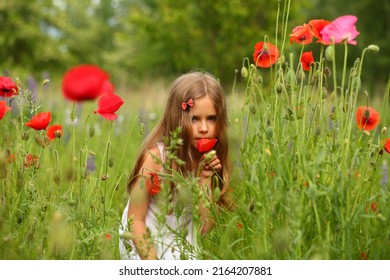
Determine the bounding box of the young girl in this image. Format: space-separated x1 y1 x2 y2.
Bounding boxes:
119 71 231 260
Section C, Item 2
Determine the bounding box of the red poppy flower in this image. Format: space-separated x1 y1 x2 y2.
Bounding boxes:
0 76 19 98
308 19 331 44
25 112 52 130
0 100 12 120
301 51 315 71
253 42 280 68
321 15 360 45
93 93 124 120
197 138 218 153
25 154 39 168
384 138 390 153
355 106 380 131
289 24 313 45
146 172 161 195
46 124 63 140
62 65 113 102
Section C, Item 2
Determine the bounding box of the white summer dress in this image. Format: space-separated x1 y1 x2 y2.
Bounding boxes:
119 142 196 260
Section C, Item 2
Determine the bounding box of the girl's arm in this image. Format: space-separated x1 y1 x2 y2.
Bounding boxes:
198 154 222 235
127 146 162 260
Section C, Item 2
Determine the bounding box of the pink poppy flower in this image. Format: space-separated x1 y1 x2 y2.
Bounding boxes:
62 65 113 102
320 15 360 45
93 93 124 120
0 100 12 120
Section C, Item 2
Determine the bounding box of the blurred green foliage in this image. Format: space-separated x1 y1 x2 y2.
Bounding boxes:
0 0 388 88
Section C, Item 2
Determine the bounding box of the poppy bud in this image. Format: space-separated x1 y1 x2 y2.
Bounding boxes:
43 136 50 146
363 130 370 136
0 151 8 179
266 126 273 140
248 203 255 212
257 75 263 84
108 156 114 168
213 187 221 202
21 131 30 141
89 126 95 138
367 44 379 53
139 122 145 135
34 135 46 148
249 104 256 114
325 46 334 62
241 66 248 78
274 81 283 94
204 150 216 162
381 127 387 135
323 67 331 78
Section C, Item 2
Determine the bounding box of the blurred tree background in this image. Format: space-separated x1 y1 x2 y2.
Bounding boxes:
0 0 389 89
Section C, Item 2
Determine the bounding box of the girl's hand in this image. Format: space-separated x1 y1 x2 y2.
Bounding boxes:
199 152 222 180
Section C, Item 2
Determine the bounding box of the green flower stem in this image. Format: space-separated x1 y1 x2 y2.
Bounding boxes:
341 41 348 97
311 198 322 242
279 0 291 56
99 121 113 226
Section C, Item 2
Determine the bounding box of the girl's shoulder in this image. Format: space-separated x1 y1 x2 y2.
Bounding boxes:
142 142 165 173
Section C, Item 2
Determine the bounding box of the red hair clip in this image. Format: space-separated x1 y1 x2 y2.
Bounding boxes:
181 98 194 111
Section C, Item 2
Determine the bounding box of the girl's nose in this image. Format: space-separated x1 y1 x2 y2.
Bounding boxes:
198 120 208 133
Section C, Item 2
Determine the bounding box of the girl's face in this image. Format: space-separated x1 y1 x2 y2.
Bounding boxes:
190 96 217 149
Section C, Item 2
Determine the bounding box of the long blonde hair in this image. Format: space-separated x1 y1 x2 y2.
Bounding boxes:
127 71 231 207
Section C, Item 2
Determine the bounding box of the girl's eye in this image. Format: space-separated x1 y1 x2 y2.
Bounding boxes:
191 116 199 122
208 116 217 121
